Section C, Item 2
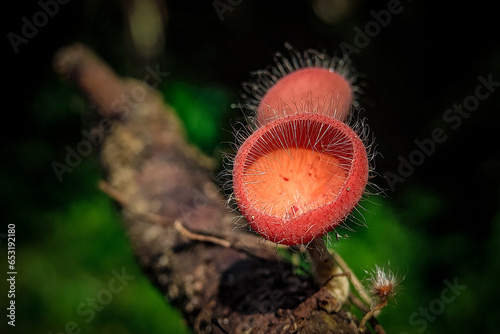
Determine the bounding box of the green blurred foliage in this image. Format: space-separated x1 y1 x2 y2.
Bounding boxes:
162 81 231 156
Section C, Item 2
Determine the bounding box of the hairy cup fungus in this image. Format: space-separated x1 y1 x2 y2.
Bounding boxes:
232 45 369 246
257 67 354 125
229 45 372 305
232 113 368 245
241 43 359 128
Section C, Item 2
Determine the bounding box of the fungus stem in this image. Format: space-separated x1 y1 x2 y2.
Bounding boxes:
358 300 388 333
306 238 349 306
330 249 372 306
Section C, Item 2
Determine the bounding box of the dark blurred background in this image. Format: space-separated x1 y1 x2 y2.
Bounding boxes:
3 0 499 333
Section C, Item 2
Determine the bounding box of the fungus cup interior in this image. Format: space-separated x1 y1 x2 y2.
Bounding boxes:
233 113 368 245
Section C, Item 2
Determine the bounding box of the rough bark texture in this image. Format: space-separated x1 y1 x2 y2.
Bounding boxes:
53 43 374 334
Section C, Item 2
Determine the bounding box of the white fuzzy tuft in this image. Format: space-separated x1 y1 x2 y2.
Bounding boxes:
366 264 404 305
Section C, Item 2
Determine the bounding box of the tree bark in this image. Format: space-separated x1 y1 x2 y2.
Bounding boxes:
53 43 376 334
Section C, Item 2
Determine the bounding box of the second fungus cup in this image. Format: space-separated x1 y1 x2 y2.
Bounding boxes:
257 67 354 125
241 43 358 128
232 113 368 245
232 45 369 246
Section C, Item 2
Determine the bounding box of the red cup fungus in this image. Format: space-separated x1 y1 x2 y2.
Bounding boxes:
232 45 370 246
257 67 354 125
233 113 368 245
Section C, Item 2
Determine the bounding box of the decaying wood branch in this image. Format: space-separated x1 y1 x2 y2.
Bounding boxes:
53 43 377 333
